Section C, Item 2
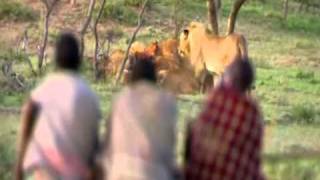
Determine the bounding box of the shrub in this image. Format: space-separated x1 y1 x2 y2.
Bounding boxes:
0 0 37 22
102 1 138 25
123 0 146 7
290 104 317 124
285 15 320 35
0 49 26 62
295 70 314 79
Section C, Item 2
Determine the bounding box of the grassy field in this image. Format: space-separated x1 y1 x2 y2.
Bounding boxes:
1 0 320 179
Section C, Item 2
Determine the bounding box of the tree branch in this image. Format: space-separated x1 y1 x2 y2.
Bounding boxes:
115 0 149 84
21 27 37 76
40 0 49 9
208 0 219 36
226 0 247 35
79 0 96 58
283 0 289 20
93 0 107 79
38 0 59 74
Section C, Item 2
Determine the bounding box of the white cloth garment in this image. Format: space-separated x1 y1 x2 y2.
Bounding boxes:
106 81 177 180
23 71 101 179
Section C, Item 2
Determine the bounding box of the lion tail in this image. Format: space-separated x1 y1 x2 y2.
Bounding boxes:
238 35 248 60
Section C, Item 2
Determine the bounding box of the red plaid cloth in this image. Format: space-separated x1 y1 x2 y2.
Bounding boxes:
185 85 265 180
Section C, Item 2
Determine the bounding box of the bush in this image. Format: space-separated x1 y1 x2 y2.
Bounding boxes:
123 0 146 7
0 0 37 22
0 49 26 62
290 104 317 124
102 1 138 25
285 15 320 35
295 70 314 79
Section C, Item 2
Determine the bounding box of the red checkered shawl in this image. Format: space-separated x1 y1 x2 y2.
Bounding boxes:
185 85 265 180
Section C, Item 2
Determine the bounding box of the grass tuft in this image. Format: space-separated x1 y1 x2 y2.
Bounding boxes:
290 104 318 124
295 70 315 80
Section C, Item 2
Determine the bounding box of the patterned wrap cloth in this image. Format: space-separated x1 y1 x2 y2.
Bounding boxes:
185 85 265 180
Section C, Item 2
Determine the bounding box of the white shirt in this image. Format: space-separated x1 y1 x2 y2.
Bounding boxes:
23 71 101 178
106 82 177 180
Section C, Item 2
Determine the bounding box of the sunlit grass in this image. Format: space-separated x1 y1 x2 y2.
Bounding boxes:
0 0 320 179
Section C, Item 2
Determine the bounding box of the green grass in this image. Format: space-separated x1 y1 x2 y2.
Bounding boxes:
1 110 320 179
0 114 18 180
0 0 320 179
0 0 37 22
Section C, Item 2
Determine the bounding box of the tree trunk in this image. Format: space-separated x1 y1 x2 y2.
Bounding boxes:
79 0 96 58
226 0 247 35
207 0 219 35
38 0 59 74
172 0 183 39
93 0 107 79
115 0 149 84
22 28 37 76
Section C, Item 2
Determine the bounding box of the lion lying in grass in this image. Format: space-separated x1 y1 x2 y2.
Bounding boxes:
104 39 200 94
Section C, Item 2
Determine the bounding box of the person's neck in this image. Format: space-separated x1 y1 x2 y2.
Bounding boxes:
222 80 245 94
56 68 78 74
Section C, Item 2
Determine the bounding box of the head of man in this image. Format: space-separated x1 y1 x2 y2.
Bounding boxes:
130 53 157 84
223 58 255 93
54 32 81 71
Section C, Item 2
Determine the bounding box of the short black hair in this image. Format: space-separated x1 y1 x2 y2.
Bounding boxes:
55 32 81 71
130 54 157 83
225 59 255 92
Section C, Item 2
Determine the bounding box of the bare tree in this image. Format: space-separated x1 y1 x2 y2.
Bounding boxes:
115 0 149 84
93 0 107 79
226 0 247 35
79 0 96 58
38 0 59 74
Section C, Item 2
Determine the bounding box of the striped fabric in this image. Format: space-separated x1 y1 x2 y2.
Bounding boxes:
185 85 265 180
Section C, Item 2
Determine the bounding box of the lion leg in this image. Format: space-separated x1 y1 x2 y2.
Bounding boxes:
199 73 206 94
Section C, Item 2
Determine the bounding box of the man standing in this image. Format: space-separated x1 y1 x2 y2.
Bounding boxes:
15 32 101 180
184 59 265 180
104 54 178 180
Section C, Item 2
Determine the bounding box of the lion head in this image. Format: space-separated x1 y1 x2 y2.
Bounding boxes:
178 22 207 59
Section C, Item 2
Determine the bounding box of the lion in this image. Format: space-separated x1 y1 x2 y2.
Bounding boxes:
104 41 148 77
129 41 146 55
160 67 199 94
105 49 125 76
178 21 248 91
127 39 198 94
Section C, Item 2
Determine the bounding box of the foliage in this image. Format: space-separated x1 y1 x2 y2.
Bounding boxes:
264 158 320 180
102 1 139 25
295 70 315 80
0 49 27 62
0 0 320 179
123 0 148 7
290 104 318 124
0 0 37 22
285 14 320 34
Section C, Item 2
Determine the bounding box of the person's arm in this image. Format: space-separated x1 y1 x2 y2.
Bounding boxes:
15 99 39 180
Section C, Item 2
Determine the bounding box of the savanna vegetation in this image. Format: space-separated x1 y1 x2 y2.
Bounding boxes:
0 0 320 179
